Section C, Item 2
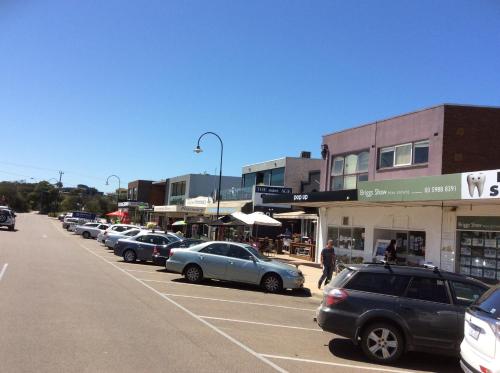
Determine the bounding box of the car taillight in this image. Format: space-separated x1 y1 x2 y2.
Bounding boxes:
479 366 492 373
325 288 348 306
169 249 176 258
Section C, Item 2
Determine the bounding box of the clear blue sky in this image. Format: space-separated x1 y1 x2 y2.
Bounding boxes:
1 0 499 192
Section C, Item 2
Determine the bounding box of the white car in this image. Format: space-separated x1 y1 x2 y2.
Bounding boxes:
460 286 500 373
98 224 138 244
74 222 110 239
104 228 142 249
0 206 16 231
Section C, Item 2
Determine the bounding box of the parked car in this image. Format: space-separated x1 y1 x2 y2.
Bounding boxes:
152 238 204 266
74 222 110 239
104 228 142 249
98 224 138 243
0 206 16 231
114 232 181 263
460 286 500 373
57 214 66 221
166 241 304 293
316 264 488 363
62 217 79 230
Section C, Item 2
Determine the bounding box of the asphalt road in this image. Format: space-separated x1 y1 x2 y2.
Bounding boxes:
0 214 462 373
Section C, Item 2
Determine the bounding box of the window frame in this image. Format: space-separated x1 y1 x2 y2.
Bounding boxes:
378 140 429 169
413 140 430 164
330 150 369 191
394 143 413 167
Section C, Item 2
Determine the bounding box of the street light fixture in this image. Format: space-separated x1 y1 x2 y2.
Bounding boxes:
194 132 223 234
105 174 121 206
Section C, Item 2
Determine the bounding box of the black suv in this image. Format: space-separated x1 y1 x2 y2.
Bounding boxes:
316 264 489 363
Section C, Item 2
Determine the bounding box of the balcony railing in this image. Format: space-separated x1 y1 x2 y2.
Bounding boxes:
219 186 253 201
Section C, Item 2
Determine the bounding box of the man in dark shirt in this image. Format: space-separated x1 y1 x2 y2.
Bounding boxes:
318 239 336 289
384 239 397 263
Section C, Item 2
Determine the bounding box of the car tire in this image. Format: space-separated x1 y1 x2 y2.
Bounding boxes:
123 249 137 263
8 225 14 231
361 322 404 363
184 264 203 283
261 273 283 293
82 231 91 239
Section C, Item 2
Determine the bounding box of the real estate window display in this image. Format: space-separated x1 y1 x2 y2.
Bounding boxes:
459 231 500 282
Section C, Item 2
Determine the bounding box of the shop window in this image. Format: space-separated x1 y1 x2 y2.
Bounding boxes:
330 150 369 191
378 140 429 169
270 168 285 186
405 277 450 304
459 231 499 281
328 226 365 264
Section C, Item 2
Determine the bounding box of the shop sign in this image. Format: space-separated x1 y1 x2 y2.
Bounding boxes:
461 169 500 199
185 196 213 207
72 211 96 220
457 216 500 231
358 174 461 202
254 185 292 208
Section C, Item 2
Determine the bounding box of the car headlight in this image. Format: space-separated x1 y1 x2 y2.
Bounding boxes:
285 269 299 277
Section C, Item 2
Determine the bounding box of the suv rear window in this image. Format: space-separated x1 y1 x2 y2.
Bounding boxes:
329 268 355 288
344 272 410 296
449 281 486 306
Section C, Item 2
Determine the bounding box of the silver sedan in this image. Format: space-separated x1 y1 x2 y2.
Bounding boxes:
166 241 304 293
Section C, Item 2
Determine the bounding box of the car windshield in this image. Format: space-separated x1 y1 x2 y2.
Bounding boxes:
242 245 271 262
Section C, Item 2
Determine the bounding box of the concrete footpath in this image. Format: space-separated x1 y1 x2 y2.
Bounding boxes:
273 254 332 299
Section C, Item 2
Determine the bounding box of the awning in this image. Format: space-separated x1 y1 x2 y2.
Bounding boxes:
154 205 205 214
205 200 252 215
273 211 318 220
231 212 282 227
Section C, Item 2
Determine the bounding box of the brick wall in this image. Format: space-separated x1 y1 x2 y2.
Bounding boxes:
442 105 500 174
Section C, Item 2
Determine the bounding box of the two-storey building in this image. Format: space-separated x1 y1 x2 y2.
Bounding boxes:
264 104 500 283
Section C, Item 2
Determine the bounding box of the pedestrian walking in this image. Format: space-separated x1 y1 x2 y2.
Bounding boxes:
384 239 397 263
318 239 336 289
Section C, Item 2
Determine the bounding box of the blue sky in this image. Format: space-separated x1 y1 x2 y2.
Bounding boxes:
1 0 499 192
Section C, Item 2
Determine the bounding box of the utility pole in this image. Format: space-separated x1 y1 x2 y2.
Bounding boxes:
56 171 64 212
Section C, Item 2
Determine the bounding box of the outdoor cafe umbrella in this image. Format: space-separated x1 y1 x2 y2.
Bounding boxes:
172 220 187 226
106 210 128 217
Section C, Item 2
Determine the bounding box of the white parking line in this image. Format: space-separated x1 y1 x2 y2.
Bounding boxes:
199 316 322 332
259 354 418 373
0 263 8 281
76 243 287 373
161 293 316 312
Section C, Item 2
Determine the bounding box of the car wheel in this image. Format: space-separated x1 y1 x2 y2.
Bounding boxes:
123 250 137 263
261 273 283 293
8 225 14 231
82 231 91 239
184 265 203 283
361 322 404 363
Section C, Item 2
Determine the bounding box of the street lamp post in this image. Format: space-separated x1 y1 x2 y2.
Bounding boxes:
194 132 223 237
105 175 121 206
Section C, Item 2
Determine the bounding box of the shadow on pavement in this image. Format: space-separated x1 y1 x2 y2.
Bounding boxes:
169 277 313 298
328 338 461 373
0 228 18 232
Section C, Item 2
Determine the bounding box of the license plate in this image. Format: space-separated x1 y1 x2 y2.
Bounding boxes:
469 328 480 340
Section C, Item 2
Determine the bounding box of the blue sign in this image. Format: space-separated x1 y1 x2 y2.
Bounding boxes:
72 211 96 220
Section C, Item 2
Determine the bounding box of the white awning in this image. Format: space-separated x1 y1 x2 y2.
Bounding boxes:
231 211 282 227
273 211 318 220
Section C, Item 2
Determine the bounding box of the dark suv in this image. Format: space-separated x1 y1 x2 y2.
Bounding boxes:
316 264 489 363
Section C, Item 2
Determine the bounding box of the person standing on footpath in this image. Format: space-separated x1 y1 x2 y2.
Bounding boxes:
384 239 397 264
318 239 336 289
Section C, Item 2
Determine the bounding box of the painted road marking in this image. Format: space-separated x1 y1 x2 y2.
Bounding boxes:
199 316 322 332
259 354 419 373
77 243 287 373
161 293 316 312
0 263 8 281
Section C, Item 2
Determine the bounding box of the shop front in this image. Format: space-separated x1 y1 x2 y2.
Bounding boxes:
153 205 205 235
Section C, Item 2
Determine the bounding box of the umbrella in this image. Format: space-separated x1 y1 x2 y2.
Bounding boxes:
106 210 128 217
172 220 187 226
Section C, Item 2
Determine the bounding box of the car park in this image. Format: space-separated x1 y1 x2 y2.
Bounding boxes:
0 206 16 231
104 228 142 249
316 263 488 363
152 238 204 266
166 241 305 293
74 222 110 239
460 286 500 373
114 232 181 262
